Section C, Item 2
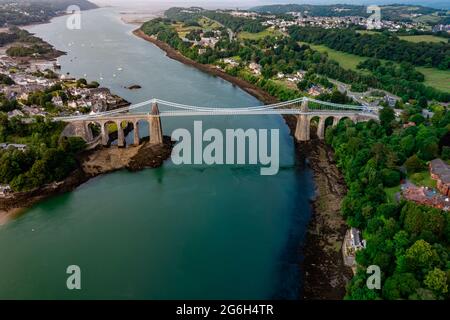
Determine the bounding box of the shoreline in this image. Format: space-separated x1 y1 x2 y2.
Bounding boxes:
0 138 174 225
133 28 352 299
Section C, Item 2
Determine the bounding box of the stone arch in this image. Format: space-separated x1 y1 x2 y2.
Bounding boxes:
136 119 150 143
322 116 335 140
338 116 353 127
102 120 118 146
118 119 136 147
309 116 321 139
87 121 102 139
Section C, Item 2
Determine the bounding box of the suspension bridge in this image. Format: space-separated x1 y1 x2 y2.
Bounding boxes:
57 97 379 147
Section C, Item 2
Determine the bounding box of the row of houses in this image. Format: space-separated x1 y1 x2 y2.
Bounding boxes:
262 14 428 32
0 185 11 197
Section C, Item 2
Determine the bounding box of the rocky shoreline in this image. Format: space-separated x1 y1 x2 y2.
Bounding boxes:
133 28 352 299
0 137 174 225
302 142 353 299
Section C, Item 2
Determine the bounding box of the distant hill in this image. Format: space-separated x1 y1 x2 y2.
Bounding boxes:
0 0 98 27
0 0 98 11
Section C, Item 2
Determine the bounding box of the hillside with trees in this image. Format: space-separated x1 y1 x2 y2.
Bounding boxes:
0 114 86 191
0 0 97 27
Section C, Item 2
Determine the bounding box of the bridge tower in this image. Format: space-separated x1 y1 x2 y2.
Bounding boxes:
149 102 163 145
294 99 310 142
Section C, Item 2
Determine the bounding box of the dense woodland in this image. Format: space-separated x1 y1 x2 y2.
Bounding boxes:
326 103 450 300
0 114 86 191
289 27 450 70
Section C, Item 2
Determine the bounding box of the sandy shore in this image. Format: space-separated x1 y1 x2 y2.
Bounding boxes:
133 28 352 299
0 138 173 225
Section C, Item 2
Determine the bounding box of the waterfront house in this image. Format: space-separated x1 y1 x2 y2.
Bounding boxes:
222 58 239 67
342 227 366 273
249 62 261 75
0 185 11 197
350 228 366 251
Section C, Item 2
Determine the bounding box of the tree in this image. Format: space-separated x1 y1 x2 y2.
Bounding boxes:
381 168 401 187
418 97 428 109
404 240 439 274
424 268 448 296
382 272 420 300
76 78 87 87
404 154 424 174
410 114 425 125
379 106 395 133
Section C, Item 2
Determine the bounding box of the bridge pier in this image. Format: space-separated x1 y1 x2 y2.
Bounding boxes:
84 121 94 142
149 102 163 145
117 120 125 147
133 121 140 146
101 122 109 146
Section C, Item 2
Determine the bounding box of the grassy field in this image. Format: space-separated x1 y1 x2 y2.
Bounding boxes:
399 35 448 43
303 43 366 71
198 17 222 30
172 23 201 38
409 170 437 189
412 15 442 25
417 67 450 93
238 28 283 40
356 30 380 35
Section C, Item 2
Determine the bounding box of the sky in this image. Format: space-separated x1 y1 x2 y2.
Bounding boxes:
90 0 450 10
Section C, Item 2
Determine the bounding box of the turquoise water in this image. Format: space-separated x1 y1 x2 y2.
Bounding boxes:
0 8 314 299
